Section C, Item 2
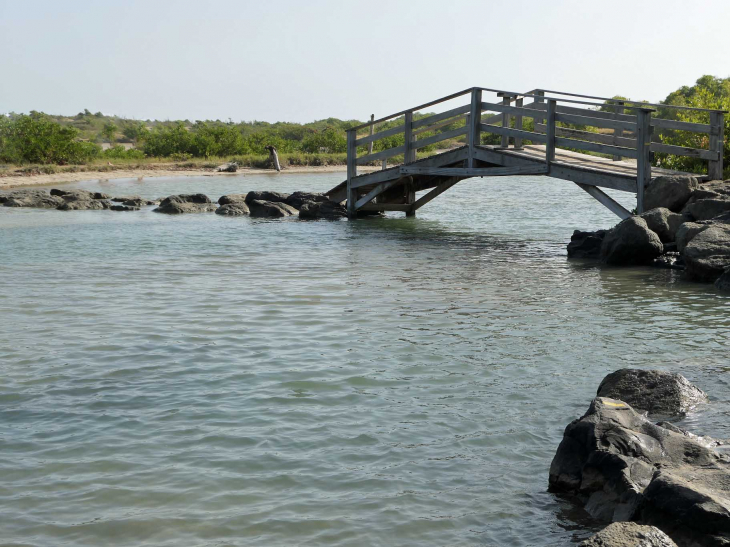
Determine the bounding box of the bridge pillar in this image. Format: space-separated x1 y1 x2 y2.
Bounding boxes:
346 130 357 218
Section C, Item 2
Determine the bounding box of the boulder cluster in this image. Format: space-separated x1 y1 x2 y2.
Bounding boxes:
567 175 730 290
552 369 729 547
0 188 348 220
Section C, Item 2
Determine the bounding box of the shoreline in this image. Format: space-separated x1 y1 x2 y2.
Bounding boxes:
0 164 381 190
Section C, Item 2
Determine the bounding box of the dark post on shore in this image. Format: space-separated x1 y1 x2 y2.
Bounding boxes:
265 145 281 172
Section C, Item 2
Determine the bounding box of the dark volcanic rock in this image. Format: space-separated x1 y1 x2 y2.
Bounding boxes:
549 397 730 546
244 191 290 204
215 202 250 216
248 199 298 218
676 222 710 253
567 230 607 259
716 268 730 291
683 224 730 282
644 175 698 212
57 199 111 210
686 198 730 221
298 200 347 220
153 194 215 214
1 189 64 208
600 217 664 265
639 208 684 243
218 194 248 205
596 369 708 418
579 522 677 547
286 191 329 210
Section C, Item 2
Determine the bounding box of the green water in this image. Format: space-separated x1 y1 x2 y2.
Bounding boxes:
1 173 729 546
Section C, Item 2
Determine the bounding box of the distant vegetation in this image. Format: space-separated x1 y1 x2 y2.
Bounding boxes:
0 76 727 178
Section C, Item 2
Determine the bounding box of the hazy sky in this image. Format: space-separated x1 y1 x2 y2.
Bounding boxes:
1 0 729 123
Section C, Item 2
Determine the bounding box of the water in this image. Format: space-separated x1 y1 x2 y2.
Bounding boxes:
1 173 729 546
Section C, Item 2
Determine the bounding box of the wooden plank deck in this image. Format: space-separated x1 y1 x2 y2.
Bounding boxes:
333 86 725 218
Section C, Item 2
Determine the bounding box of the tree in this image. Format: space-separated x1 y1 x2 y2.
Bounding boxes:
101 122 118 146
122 121 148 146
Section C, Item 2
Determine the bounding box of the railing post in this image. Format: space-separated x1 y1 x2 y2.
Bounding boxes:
546 99 557 168
468 88 482 167
346 130 358 218
612 101 625 161
636 108 653 214
404 110 415 164
514 96 524 150
497 92 512 148
368 114 375 155
709 111 725 180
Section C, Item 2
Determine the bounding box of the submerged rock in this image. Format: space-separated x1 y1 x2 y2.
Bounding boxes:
596 368 707 418
57 200 111 210
644 175 698 212
299 200 347 220
639 208 684 243
567 230 607 259
215 202 250 216
248 199 298 218
651 252 683 270
600 217 664 265
121 197 156 207
109 204 140 212
153 194 215 214
244 190 289 204
549 397 730 546
580 522 677 547
683 224 730 282
715 268 730 291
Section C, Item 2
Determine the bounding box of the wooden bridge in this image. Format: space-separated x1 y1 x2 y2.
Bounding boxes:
327 87 726 219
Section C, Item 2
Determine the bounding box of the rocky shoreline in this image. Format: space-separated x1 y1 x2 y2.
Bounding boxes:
0 187 349 220
555 369 728 547
568 175 730 291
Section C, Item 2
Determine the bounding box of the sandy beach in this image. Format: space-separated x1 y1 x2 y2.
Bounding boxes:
0 164 380 190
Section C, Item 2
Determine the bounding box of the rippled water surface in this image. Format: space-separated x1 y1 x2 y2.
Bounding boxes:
1 173 729 546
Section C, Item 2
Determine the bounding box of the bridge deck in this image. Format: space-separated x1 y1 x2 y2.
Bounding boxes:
333 86 725 218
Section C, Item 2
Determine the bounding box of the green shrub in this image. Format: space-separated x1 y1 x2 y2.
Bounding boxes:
102 145 146 160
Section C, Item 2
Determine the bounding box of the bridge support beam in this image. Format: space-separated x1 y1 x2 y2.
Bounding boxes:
575 183 631 220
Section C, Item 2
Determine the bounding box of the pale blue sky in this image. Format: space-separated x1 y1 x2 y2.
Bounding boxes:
1 0 728 123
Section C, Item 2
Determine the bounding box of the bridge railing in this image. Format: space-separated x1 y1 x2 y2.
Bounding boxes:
346 87 726 213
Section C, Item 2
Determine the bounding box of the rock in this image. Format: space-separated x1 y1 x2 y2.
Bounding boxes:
286 191 329 210
111 195 141 203
215 202 250 216
299 200 347 220
600 217 664 265
715 268 730 291
676 222 710 253
122 198 156 207
215 162 238 172
596 369 708 418
639 208 684 243
684 224 730 282
1 189 64 208
92 192 111 200
218 194 248 205
686 198 730 221
644 176 698 212
567 230 607 259
57 199 111 210
248 199 298 218
549 397 730 546
579 522 677 547
701 180 730 197
244 190 290 204
109 205 140 212
50 189 100 201
153 194 216 214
